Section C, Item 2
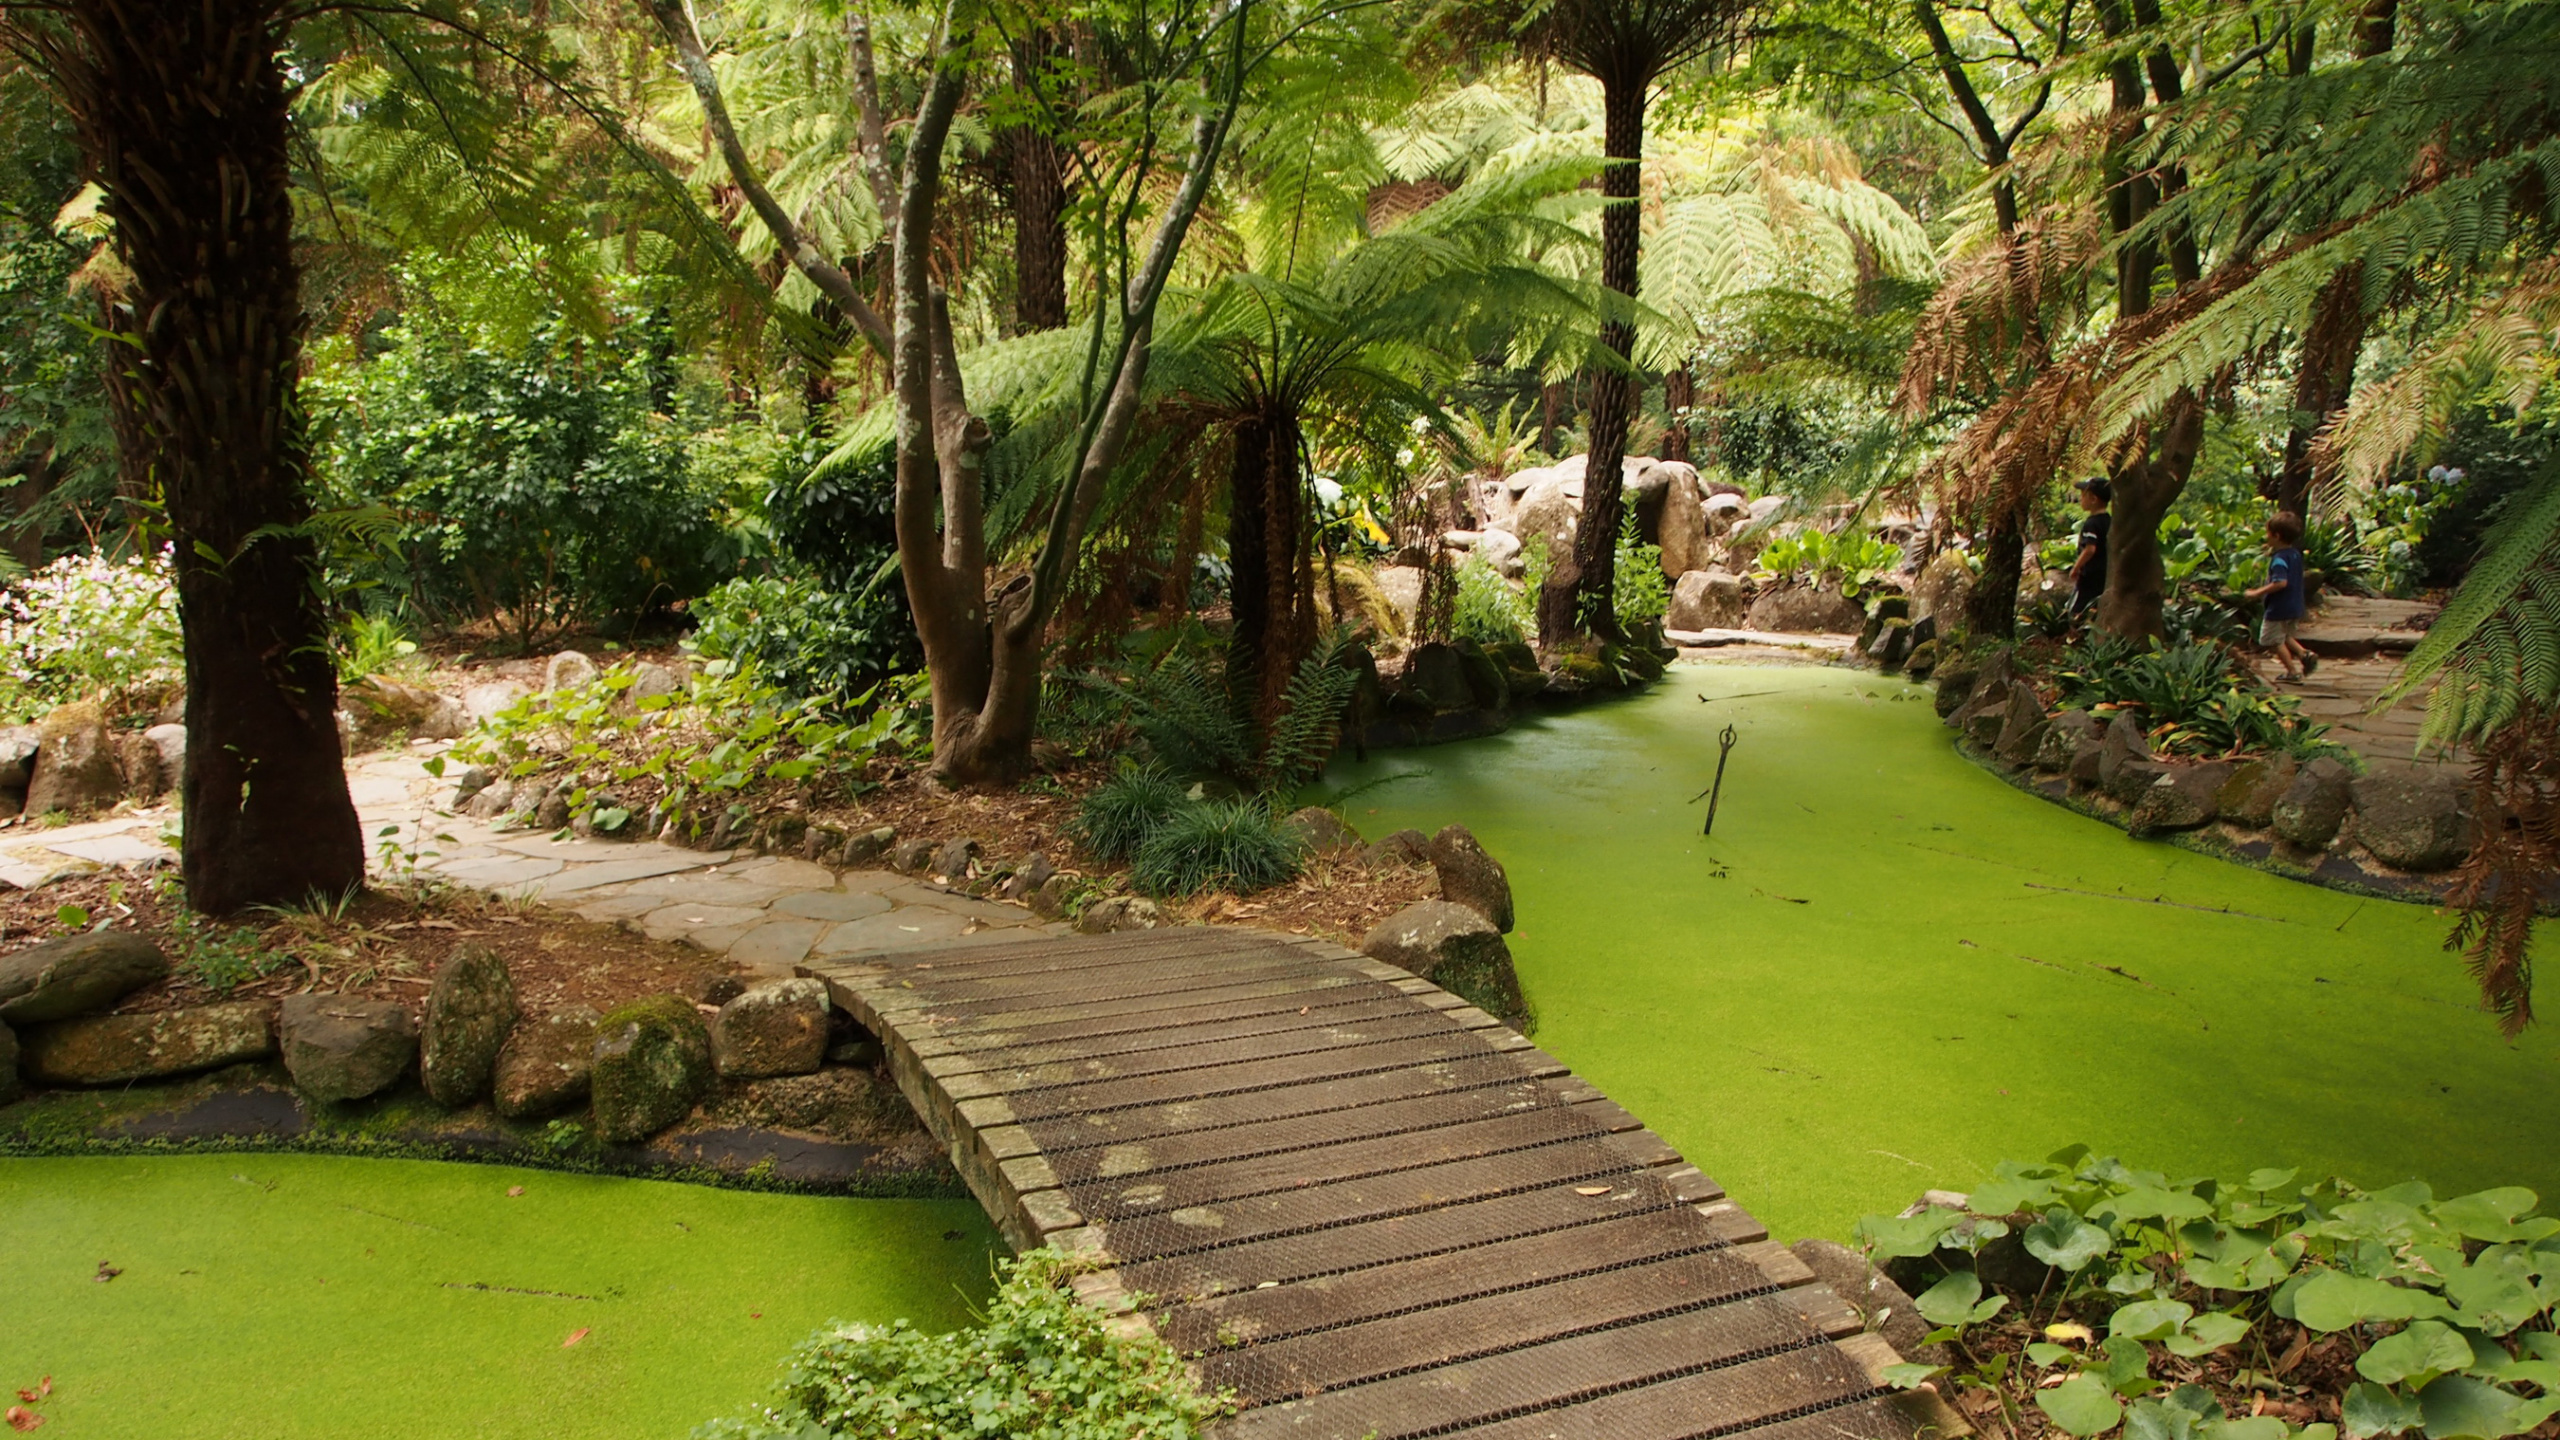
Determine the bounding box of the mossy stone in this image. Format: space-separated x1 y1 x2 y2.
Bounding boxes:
421 944 518 1108
589 994 713 1144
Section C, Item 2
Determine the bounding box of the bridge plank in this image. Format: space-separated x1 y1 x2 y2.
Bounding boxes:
799 927 1950 1440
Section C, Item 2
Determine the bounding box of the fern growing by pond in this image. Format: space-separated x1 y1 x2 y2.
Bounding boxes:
696 1248 1230 1440
1130 798 1305 897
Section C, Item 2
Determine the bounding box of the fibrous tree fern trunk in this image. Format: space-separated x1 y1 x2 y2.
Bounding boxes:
1007 32 1072 333
1540 72 1644 646
36 0 364 912
1227 406 1313 723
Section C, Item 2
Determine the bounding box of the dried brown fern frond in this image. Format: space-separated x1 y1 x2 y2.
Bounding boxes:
2443 704 2560 1036
2318 257 2560 486
1896 205 2102 422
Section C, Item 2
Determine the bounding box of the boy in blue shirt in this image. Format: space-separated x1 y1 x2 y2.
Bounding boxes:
2245 511 2315 681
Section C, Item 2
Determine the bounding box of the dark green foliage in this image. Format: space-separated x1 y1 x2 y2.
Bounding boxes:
2052 636 2344 760
1067 762 1191 861
0 71 116 562
1129 798 1304 897
1857 1145 2560 1440
695 1249 1230 1439
688 574 916 705
311 284 734 645
1087 630 1359 797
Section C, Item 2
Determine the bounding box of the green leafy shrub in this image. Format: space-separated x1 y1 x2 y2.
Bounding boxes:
1754 527 1904 597
0 547 179 718
1615 530 1671 635
1086 633 1358 797
689 574 918 707
1067 762 1191 861
1452 555 1532 648
336 612 421 683
696 1248 1230 1440
447 661 921 839
1858 1146 2560 1440
1130 798 1304 897
2052 637 2346 759
312 292 733 645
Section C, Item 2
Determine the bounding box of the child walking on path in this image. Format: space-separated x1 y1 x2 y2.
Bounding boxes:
2246 511 2316 681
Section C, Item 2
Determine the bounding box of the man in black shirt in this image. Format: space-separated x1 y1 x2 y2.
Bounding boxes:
2068 477 2111 620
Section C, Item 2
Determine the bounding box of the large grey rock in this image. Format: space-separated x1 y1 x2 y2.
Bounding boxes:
21 1001 273 1085
711 978 830 1079
1429 823 1514 933
2273 757 2355 850
460 679 531 721
421 945 518 1108
1666 568 1745 632
2128 763 2232 838
1401 643 1475 712
141 723 187 788
932 837 983 880
1360 901 1527 1028
0 931 170 1025
1912 548 1974 622
2351 770 2473 871
2096 712 2154 798
279 993 418 1104
1365 828 1432 870
1789 1238 1949 1368
25 705 122 817
2216 756 2298 829
1472 527 1524 578
118 730 166 797
627 662 683 708
1076 895 1165 934
589 994 714 1143
1951 646 2018 727
1992 681 2047 764
1745 585 1864 634
1650 463 1709 575
890 838 937 874
463 777 518 820
841 826 897 867
1284 807 1361 855
343 678 468 743
2035 711 2101 774
0 724 37 791
493 1006 600 1120
1932 661 1979 721
1963 704 2007 748
1509 477 1580 559
998 852 1057 901
1868 617 1916 670
545 650 601 692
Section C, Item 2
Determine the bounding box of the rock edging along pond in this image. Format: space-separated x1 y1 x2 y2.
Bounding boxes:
1933 646 2502 906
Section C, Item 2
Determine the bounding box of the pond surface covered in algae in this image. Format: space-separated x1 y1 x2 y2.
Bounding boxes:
0 1154 998 1438
1318 663 2559 1240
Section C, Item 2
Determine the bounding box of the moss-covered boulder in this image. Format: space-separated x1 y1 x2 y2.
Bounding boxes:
421 944 518 1108
0 1019 20 1105
589 994 713 1143
1359 901 1529 1030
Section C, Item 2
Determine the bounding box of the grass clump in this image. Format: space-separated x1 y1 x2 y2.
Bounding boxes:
1066 762 1192 861
696 1248 1231 1440
1130 798 1305 898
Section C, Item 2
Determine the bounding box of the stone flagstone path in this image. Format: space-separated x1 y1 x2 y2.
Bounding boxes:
0 741 1072 968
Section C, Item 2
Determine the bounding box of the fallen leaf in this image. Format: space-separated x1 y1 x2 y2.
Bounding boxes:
12 1379 48 1404
418 919 458 931
507 1186 524 1198
749 1312 761 1320
562 1329 589 1348
1574 1186 1612 1197
5 1404 41 1431
92 1261 119 1283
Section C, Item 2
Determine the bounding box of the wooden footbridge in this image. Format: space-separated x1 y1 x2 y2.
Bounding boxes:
802 928 1961 1440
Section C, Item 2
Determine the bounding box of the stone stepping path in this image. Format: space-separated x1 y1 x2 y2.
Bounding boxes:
0 742 1070 969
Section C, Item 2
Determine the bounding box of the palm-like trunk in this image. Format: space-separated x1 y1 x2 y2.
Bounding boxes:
45 0 363 911
1226 405 1310 721
1539 74 1643 646
1007 34 1072 332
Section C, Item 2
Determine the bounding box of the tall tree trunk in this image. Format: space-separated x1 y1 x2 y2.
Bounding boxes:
2274 7 2392 515
48 0 363 912
2095 0 2185 641
1662 366 1694 464
1966 517 2024 639
1540 72 1643 647
1225 405 1308 722
1006 33 1071 332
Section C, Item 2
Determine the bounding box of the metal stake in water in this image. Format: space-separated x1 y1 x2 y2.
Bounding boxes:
1693 723 1738 836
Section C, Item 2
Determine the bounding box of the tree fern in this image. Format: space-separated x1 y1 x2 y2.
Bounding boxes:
2386 460 2560 750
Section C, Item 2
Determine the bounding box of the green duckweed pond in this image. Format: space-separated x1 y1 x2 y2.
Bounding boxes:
0 1154 999 1439
1318 662 2560 1241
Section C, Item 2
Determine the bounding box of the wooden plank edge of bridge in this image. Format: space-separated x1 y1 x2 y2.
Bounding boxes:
800 930 1972 1440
